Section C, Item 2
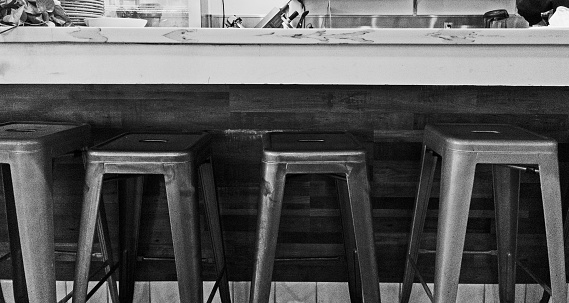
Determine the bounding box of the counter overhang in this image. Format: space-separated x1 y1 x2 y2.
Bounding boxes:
1 27 568 85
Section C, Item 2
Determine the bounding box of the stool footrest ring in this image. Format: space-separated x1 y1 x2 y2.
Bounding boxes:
498 164 540 174
418 249 498 255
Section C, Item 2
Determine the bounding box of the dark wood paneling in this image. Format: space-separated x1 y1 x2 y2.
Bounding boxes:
0 84 567 284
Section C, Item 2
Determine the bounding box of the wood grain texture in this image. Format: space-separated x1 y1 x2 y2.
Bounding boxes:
0 84 566 285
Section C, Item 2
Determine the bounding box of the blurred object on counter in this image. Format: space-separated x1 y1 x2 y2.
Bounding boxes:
84 16 145 26
483 9 509 28
325 0 331 28
52 4 72 25
254 5 288 28
254 0 306 28
35 0 54 13
116 6 136 18
1 0 72 26
1 0 29 25
225 15 243 28
508 14 530 27
60 0 104 26
546 5 569 26
104 0 188 28
517 0 569 25
112 5 186 27
281 10 297 28
296 10 309 28
137 2 161 26
540 8 555 24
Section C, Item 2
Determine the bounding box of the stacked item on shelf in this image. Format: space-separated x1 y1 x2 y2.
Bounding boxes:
60 0 104 26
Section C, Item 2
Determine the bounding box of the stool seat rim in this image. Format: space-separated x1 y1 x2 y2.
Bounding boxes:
86 132 211 163
86 150 195 164
425 123 557 153
0 122 90 153
263 131 364 149
262 150 366 163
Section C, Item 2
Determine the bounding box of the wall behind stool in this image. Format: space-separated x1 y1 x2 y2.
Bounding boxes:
0 84 566 283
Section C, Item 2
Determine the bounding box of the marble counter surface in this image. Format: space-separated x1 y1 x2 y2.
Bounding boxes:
1 27 569 44
1 27 568 85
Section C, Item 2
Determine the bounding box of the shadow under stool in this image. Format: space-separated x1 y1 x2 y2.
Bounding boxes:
401 124 567 303
249 132 381 303
0 122 118 303
72 132 231 303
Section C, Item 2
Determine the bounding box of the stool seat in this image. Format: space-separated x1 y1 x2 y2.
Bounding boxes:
73 132 231 303
424 124 556 153
262 132 366 163
401 123 567 303
0 122 89 154
87 133 210 163
250 131 381 303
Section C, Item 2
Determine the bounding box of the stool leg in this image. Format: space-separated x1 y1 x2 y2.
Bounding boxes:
401 147 438 303
199 161 231 303
492 165 520 303
164 163 202 303
10 152 56 303
434 152 476 303
96 197 120 303
249 162 287 303
345 162 381 303
1 164 29 303
336 178 361 303
538 155 567 303
73 162 105 303
119 176 144 303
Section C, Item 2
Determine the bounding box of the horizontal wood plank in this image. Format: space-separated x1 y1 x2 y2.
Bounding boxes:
0 84 565 284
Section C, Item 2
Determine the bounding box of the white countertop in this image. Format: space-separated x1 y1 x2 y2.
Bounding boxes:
1 27 568 85
1 27 569 44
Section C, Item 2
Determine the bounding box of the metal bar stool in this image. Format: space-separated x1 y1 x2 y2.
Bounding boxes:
0 121 118 303
72 132 231 303
401 124 567 303
249 132 381 303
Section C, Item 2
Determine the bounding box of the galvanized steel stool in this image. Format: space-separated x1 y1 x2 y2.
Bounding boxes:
72 132 231 303
401 124 567 303
249 132 381 303
0 122 118 303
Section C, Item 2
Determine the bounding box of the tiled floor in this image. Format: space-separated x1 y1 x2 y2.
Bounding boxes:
0 281 556 302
